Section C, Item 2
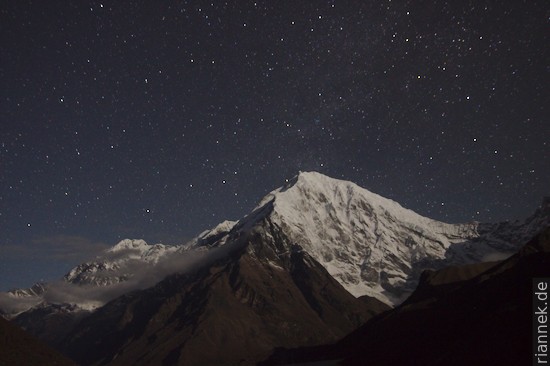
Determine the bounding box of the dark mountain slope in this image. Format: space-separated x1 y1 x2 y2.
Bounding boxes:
60 238 384 365
13 303 89 348
264 226 550 366
0 316 75 366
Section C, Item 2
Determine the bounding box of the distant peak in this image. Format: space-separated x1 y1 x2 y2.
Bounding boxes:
108 239 149 252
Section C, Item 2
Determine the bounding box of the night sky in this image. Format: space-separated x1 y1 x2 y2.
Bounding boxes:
1 1 548 290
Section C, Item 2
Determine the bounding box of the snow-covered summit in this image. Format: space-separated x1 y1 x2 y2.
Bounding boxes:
106 239 178 262
108 239 150 253
264 171 449 228
7 283 47 299
64 239 180 286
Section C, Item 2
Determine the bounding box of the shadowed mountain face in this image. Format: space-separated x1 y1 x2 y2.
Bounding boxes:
12 303 89 348
60 237 388 366
0 316 75 366
263 226 550 366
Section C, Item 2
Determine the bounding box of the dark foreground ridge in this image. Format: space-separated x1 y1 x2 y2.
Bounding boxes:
0 316 75 366
263 226 550 366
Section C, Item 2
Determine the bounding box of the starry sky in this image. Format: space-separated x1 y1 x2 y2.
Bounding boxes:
1 1 548 291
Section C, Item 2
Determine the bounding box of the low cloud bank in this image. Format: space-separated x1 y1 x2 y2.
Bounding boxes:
1 235 246 315
0 293 42 315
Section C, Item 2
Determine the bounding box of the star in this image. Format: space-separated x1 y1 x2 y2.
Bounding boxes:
0 0 547 291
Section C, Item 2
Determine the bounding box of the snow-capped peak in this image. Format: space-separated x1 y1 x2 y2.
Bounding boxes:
64 239 181 287
243 171 545 305
107 239 150 253
272 171 446 228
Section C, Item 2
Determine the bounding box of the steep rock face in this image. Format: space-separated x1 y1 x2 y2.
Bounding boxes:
60 235 383 366
355 227 550 365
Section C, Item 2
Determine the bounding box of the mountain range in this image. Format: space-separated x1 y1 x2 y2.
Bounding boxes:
1 171 548 365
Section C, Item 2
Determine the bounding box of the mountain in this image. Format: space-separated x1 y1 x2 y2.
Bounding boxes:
6 282 47 298
10 302 89 350
263 226 550 366
0 316 75 366
60 228 386 365
63 239 180 287
1 171 548 364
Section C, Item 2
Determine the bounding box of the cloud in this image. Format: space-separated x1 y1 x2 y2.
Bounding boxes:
0 231 249 317
31 235 111 261
0 235 110 263
8 236 248 312
0 293 42 314
41 252 205 307
0 244 29 259
0 246 209 314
